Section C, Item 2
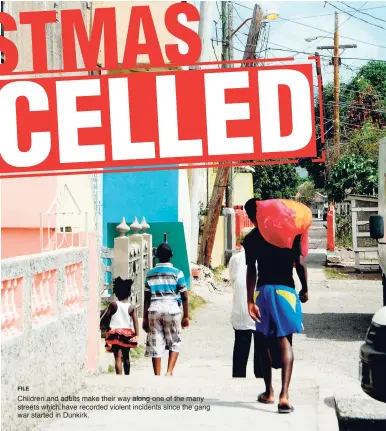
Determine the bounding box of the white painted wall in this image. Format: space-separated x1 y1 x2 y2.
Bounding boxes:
95 1 181 65
56 175 97 233
178 169 192 265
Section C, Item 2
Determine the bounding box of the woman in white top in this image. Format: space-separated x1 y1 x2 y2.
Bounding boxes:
101 277 139 375
229 228 260 378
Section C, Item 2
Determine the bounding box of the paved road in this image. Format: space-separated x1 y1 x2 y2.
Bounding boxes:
39 224 384 430
309 220 327 250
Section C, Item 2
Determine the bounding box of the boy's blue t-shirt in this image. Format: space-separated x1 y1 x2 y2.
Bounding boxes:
145 263 187 303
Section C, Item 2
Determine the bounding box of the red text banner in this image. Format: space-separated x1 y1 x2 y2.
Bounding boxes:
0 62 317 178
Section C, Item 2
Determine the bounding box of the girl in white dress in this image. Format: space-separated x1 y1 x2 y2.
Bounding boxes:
101 277 139 375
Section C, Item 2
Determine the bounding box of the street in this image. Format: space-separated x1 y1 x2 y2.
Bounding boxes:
40 222 384 431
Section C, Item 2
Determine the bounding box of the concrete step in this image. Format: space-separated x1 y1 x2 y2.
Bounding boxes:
334 378 386 431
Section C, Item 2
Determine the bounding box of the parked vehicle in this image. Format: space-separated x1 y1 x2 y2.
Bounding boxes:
369 137 386 306
360 137 386 403
359 306 386 403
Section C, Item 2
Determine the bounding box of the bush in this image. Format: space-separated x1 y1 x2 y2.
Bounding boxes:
335 212 352 249
325 154 378 202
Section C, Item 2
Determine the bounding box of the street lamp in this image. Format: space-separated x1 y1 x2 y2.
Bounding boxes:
231 8 279 38
305 36 333 42
264 10 279 21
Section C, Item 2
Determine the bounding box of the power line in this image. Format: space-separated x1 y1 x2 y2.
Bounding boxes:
232 2 249 26
339 1 386 24
267 46 386 63
317 84 386 103
276 16 386 49
326 100 386 114
303 1 368 55
327 1 386 31
277 5 386 21
339 88 386 102
231 2 253 11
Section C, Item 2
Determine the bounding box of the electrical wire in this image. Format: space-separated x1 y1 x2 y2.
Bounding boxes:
276 16 386 49
231 2 253 11
327 2 386 31
232 2 386 16
339 1 386 23
326 100 386 114
267 46 386 63
232 2 249 25
303 1 368 54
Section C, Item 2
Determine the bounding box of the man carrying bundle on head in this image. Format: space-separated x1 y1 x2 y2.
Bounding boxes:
243 197 311 414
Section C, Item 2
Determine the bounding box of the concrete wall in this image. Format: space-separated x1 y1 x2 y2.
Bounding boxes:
178 169 192 265
200 215 226 269
233 173 254 207
1 178 57 228
95 1 179 65
208 170 254 208
1 248 89 431
1 2 101 382
211 216 225 268
4 1 87 72
102 169 179 245
56 174 97 232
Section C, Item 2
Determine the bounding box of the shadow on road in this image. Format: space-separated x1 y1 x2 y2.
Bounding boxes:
305 252 326 269
302 313 373 342
202 398 277 413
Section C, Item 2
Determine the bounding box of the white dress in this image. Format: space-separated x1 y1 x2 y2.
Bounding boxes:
110 301 134 330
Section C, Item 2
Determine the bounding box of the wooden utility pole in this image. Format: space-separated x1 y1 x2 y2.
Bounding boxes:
198 3 262 267
198 1 231 266
333 11 340 158
317 13 356 162
243 4 264 65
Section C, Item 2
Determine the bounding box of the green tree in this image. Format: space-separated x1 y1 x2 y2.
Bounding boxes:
252 164 300 200
300 159 326 189
325 154 378 202
342 119 385 161
297 181 315 206
306 60 386 187
346 60 386 97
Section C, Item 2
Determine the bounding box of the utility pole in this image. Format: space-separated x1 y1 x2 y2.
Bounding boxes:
197 1 231 266
333 11 340 158
317 12 356 161
198 3 262 267
224 1 234 208
243 4 264 66
189 1 213 264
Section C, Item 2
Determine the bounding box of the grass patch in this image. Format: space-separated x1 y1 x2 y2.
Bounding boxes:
107 365 115 374
212 265 226 282
131 345 145 360
324 267 350 280
188 291 207 318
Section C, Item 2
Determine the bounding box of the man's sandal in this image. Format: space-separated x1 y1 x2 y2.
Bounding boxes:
278 404 295 414
257 393 274 404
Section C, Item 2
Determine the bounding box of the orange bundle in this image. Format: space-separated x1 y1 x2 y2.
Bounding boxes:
255 199 312 257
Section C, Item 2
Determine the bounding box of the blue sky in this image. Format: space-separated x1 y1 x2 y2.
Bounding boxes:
193 1 386 84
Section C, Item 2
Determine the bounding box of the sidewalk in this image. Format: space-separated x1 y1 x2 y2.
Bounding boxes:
39 253 344 431
39 245 383 431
